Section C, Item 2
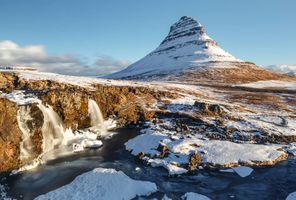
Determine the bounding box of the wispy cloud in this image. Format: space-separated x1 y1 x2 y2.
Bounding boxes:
94 55 130 75
265 64 296 76
0 40 130 76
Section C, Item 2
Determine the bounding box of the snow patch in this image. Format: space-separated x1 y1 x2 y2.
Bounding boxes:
182 192 211 200
126 127 287 174
232 166 253 178
238 80 296 90
34 168 157 200
1 90 38 105
286 192 296 200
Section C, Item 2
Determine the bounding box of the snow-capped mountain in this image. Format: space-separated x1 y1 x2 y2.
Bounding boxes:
106 16 292 83
106 16 243 79
264 64 296 76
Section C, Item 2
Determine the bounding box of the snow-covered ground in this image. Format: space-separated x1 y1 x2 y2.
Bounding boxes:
16 70 140 88
238 80 296 90
34 168 157 200
125 124 287 175
0 90 38 105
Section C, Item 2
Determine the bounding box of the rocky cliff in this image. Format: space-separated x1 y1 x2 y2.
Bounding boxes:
0 70 295 173
0 71 178 171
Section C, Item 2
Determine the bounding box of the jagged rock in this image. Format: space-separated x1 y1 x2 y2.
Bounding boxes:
0 72 18 93
136 152 145 160
157 143 169 158
194 102 225 115
188 151 202 171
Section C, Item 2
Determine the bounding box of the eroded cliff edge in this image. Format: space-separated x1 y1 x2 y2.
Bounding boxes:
0 70 295 173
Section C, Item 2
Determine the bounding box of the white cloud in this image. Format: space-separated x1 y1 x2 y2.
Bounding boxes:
265 64 296 76
0 40 130 76
94 55 130 74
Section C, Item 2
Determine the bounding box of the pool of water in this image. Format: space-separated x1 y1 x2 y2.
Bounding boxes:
1 128 296 200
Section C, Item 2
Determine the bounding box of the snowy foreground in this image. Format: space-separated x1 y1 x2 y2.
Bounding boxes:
35 168 157 200
33 168 212 200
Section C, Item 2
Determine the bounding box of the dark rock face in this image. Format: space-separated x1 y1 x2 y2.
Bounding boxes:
194 101 225 116
157 143 169 158
41 89 90 130
159 16 214 49
150 16 218 57
0 72 18 93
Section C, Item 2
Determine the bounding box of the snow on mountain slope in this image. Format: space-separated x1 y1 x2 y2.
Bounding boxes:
106 16 242 79
265 64 296 76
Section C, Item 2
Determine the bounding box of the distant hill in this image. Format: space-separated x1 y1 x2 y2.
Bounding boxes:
264 64 296 76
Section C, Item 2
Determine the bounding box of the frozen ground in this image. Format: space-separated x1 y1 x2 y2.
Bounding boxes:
125 125 287 175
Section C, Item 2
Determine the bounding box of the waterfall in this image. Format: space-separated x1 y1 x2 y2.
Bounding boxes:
88 99 107 135
17 106 34 161
37 102 66 154
14 100 105 173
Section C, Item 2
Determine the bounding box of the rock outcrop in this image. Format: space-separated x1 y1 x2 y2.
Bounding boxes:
0 98 22 171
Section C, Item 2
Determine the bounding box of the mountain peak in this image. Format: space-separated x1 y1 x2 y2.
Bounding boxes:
161 16 206 46
106 16 244 79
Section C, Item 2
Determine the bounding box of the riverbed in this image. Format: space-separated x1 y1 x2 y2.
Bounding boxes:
1 128 296 200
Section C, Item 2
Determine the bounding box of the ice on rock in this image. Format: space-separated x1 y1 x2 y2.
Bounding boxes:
182 192 211 200
286 192 296 200
286 143 296 156
232 166 253 178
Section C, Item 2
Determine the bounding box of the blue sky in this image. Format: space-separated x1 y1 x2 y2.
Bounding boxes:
0 0 295 75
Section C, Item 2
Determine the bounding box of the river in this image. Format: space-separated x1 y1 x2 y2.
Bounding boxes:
1 128 295 200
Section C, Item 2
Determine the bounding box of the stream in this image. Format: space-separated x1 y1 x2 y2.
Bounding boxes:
1 128 296 200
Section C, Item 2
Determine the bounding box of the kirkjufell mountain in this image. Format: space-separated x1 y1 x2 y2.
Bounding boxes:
107 16 289 83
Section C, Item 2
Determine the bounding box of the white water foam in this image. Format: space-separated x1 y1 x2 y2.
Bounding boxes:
14 100 105 173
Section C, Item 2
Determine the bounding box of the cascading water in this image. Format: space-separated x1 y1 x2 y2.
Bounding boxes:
14 100 104 173
37 102 66 154
17 106 34 161
88 99 107 136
